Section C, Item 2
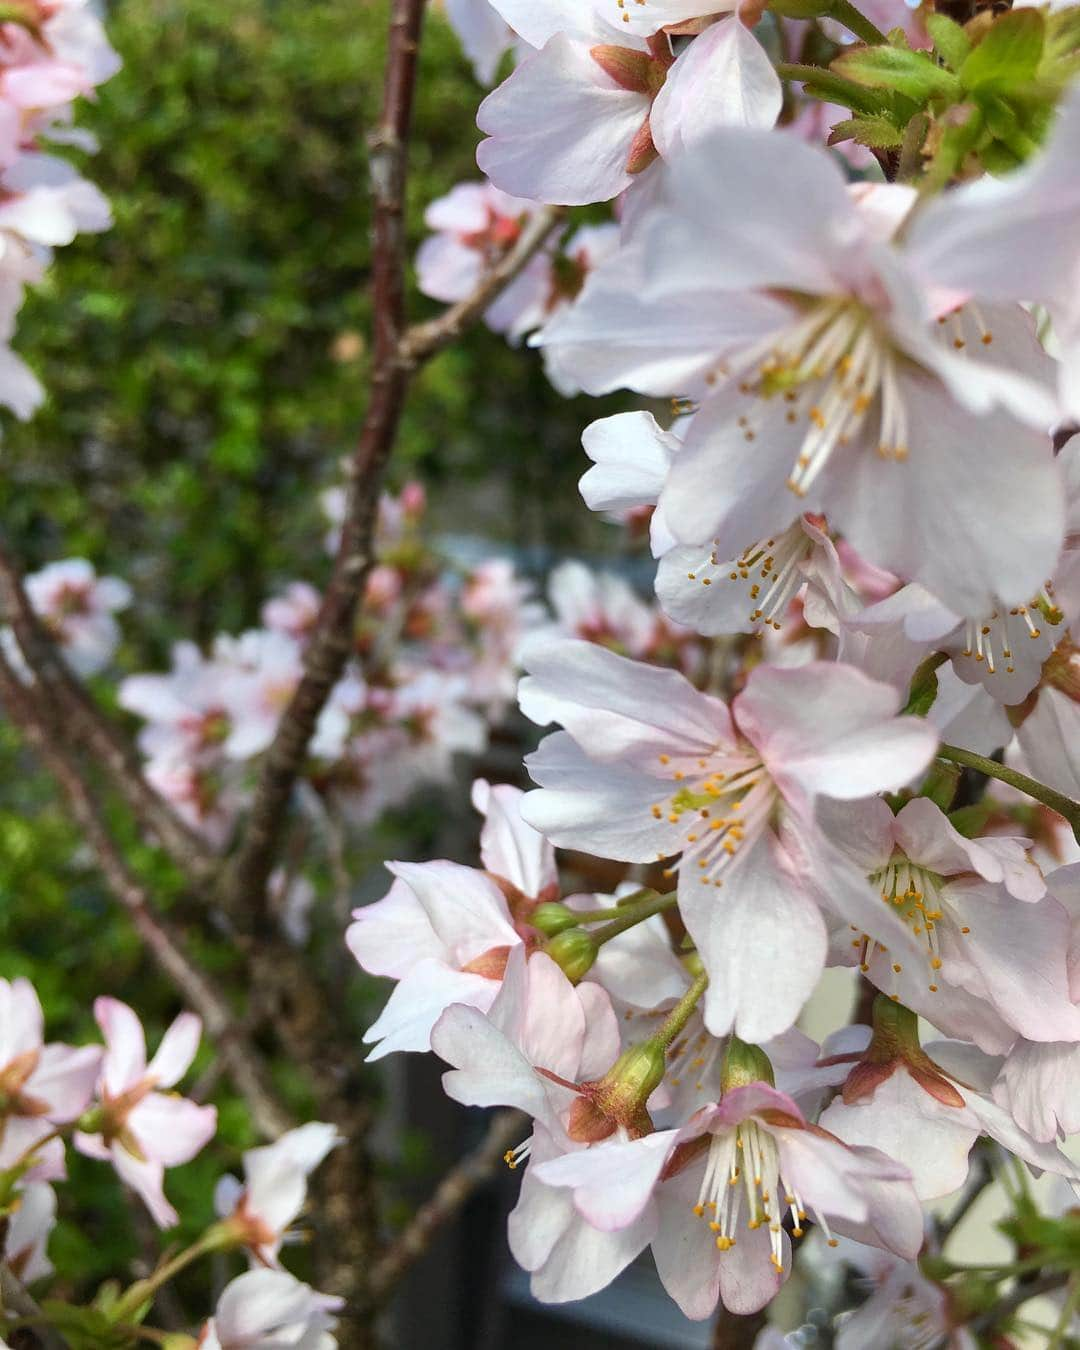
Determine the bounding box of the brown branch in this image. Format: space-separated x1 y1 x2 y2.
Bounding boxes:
0 1259 71 1350
369 1108 525 1303
711 1306 768 1349
0 652 294 1141
0 539 220 888
397 205 564 367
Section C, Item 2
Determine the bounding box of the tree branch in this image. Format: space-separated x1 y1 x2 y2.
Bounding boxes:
0 1260 70 1350
0 538 220 888
937 743 1080 845
369 1108 525 1303
0 650 294 1140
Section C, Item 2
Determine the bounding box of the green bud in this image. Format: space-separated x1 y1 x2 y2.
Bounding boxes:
682 950 705 980
568 1042 665 1142
531 902 581 938
543 929 597 983
720 1037 775 1091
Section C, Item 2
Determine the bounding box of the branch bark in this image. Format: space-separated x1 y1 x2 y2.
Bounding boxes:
0 650 294 1141
0 1260 70 1350
369 1108 525 1303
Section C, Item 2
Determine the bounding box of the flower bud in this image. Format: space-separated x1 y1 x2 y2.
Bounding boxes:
530 902 581 938
567 1042 666 1143
720 1036 775 1092
543 929 597 983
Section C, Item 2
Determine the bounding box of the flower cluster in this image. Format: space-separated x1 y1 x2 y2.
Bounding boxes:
0 976 343 1347
0 0 118 422
374 0 1080 1335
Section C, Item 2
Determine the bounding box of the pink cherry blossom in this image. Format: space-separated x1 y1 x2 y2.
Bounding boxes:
0 977 101 1171
74 998 216 1227
214 1122 341 1266
199 1268 342 1349
3 1181 55 1285
535 1081 921 1319
24 557 130 677
519 638 937 1039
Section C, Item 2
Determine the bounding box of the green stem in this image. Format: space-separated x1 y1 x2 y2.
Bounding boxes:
1048 1274 1080 1349
591 890 677 948
653 971 709 1051
111 1224 233 1322
828 0 887 44
937 744 1080 844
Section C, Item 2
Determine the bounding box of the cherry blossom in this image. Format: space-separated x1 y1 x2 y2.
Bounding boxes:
199 1268 342 1350
535 1079 921 1319
23 558 130 677
74 999 216 1227
214 1122 341 1267
2 1181 55 1285
519 637 937 1038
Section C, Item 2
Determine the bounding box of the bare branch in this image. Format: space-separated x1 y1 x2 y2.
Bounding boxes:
1 1260 71 1350
0 539 220 887
369 1109 525 1303
398 206 565 367
0 651 294 1140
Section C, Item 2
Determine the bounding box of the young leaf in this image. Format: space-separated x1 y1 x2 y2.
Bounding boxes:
834 44 963 102
960 8 1045 92
926 13 972 71
829 114 904 148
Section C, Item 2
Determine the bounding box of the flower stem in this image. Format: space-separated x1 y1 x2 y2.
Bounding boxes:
111 1223 233 1323
590 890 678 948
653 970 709 1051
937 744 1080 844
827 0 887 44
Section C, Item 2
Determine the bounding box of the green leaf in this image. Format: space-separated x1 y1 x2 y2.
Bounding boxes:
834 43 963 102
902 651 948 717
828 114 903 148
926 13 972 70
961 8 1045 92
777 61 905 116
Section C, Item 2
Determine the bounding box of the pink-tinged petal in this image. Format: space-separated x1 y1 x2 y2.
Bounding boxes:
507 1125 577 1273
110 1145 177 1228
651 1166 724 1321
146 1012 201 1088
128 1094 217 1167
651 19 781 161
444 0 512 84
415 234 481 305
718 1220 789 1316
941 882 1080 1042
261 1121 340 1175
734 662 938 802
4 1181 56 1284
1 978 44 1064
486 0 608 48
1017 688 1080 800
432 1006 555 1126
520 638 732 757
94 997 147 1095
818 1070 980 1201
579 412 676 516
681 834 827 1043
363 960 500 1060
385 860 518 967
827 1169 925 1260
72 1129 111 1163
244 1161 307 1242
994 1039 1080 1144
535 1130 678 1230
472 778 557 900
26 1044 102 1121
974 836 1046 904
905 87 1080 315
520 952 590 1085
346 876 445 979
961 1087 1080 1184
535 214 791 399
529 1202 657 1303
522 732 684 862
827 368 1065 615
772 1126 910 1229
213 1172 243 1219
575 981 621 1082
893 797 1008 882
813 796 895 874
477 36 647 205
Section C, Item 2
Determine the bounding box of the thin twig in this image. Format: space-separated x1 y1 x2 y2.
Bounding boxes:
0 651 294 1140
222 9 563 928
969 1270 1071 1336
0 1260 70 1350
369 1109 525 1303
0 539 220 887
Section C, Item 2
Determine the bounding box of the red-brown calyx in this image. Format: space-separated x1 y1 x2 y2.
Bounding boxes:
590 33 675 175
